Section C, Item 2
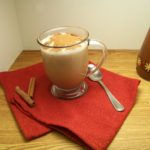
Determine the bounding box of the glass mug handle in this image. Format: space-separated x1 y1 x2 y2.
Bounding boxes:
87 39 107 76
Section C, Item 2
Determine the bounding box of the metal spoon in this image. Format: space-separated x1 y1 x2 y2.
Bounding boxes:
88 64 125 112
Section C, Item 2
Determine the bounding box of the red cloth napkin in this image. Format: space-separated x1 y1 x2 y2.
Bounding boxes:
0 63 140 150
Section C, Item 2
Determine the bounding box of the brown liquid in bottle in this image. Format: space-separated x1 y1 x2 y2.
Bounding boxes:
136 28 150 80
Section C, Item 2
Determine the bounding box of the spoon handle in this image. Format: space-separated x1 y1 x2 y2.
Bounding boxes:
98 80 125 112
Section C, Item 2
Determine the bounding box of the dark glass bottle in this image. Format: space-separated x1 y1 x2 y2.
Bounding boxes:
136 28 150 81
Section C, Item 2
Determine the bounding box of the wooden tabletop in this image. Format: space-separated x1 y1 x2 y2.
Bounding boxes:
0 50 150 150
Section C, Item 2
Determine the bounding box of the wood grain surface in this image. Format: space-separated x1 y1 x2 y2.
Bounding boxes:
0 50 150 150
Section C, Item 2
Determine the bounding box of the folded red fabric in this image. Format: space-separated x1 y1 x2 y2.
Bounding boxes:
0 63 140 150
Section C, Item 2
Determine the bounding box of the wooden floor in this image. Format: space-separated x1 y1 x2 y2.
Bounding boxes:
1 50 150 150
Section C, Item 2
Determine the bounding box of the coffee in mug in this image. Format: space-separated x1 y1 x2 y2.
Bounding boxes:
37 26 107 99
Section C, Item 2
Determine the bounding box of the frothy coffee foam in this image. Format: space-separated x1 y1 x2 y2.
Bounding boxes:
47 33 82 47
42 33 86 53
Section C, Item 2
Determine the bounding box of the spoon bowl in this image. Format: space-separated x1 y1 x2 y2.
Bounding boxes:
88 64 103 81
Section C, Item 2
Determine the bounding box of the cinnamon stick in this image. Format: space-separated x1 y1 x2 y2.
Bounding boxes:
15 86 35 107
28 77 36 98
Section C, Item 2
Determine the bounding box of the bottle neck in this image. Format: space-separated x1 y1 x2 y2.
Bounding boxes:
140 28 150 59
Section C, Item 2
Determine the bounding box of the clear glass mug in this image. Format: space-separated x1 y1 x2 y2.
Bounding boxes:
37 26 107 99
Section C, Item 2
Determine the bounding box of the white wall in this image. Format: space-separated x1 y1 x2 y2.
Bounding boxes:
0 0 22 71
15 0 150 50
0 0 150 71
